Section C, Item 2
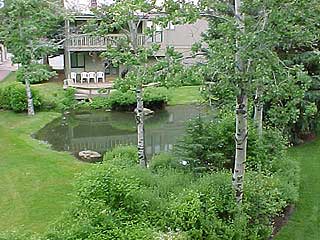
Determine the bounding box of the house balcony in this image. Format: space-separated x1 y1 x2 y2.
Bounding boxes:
65 34 146 51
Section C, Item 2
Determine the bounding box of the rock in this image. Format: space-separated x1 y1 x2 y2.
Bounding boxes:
134 108 154 116
144 108 154 116
79 150 102 160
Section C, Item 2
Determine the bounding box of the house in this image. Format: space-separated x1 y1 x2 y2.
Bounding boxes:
58 0 207 94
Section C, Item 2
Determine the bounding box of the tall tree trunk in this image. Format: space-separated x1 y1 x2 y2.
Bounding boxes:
233 92 248 203
136 86 147 167
25 78 35 116
254 88 263 138
128 20 147 167
232 0 247 204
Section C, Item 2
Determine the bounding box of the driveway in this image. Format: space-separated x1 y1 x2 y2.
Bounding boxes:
0 57 17 81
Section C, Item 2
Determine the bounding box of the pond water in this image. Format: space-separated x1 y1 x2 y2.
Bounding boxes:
35 104 213 161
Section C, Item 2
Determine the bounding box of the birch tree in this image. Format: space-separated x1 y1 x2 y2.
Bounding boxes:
168 0 317 203
0 0 63 115
87 0 184 167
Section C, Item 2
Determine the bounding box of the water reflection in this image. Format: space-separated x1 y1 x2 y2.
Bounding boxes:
35 104 212 160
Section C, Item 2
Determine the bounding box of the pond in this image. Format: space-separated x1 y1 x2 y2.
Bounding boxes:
35 104 213 161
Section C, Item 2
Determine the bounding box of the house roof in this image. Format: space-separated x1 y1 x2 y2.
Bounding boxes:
63 0 198 15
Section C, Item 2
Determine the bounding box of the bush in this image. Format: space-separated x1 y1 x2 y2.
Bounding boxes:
149 152 181 171
174 113 235 172
176 66 203 86
43 145 298 240
16 63 56 84
0 84 42 112
88 87 170 111
56 88 77 111
103 145 138 166
175 112 294 174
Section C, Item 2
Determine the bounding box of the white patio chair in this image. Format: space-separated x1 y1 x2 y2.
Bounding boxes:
96 72 105 83
80 72 89 84
88 72 97 83
70 72 77 84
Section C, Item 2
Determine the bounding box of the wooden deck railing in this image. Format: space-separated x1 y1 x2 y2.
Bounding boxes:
66 34 146 49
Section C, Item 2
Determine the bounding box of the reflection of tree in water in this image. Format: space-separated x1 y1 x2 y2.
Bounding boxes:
35 105 213 158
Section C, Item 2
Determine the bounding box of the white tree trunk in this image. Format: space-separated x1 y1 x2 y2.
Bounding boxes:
128 20 148 167
232 0 247 204
136 86 147 167
254 88 263 138
25 79 35 116
233 93 248 203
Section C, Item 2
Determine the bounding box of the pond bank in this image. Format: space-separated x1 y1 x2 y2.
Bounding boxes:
0 111 85 233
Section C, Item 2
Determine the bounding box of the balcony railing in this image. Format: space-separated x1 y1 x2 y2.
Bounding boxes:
66 34 146 49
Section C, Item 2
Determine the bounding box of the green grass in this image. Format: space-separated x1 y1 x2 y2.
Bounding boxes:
168 86 202 105
276 140 320 240
0 111 85 233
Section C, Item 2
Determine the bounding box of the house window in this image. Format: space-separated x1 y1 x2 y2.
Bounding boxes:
146 21 163 43
166 21 175 30
71 53 85 68
104 61 118 76
153 31 163 43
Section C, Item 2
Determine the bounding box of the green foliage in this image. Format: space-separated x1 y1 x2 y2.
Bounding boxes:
107 90 136 110
0 84 42 112
103 146 138 166
86 0 186 91
149 152 181 171
88 87 170 110
16 64 56 84
56 88 77 111
175 113 235 171
87 97 110 110
0 0 63 66
45 146 295 240
175 111 298 178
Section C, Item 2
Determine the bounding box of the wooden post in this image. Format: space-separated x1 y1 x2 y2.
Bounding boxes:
64 19 71 78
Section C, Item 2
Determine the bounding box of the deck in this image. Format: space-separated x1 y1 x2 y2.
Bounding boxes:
64 81 114 100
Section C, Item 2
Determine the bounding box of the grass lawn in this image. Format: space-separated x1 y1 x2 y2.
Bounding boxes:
276 140 320 240
0 111 86 233
168 85 202 105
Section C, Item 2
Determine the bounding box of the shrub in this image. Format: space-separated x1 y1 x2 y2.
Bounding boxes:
176 66 203 86
0 84 42 112
88 96 110 109
103 145 138 166
88 87 170 111
56 88 77 111
44 145 297 240
175 112 294 174
174 113 235 172
16 63 56 84
149 152 181 171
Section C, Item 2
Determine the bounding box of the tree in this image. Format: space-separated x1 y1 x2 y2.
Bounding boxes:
86 0 184 167
0 0 63 115
168 0 318 203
